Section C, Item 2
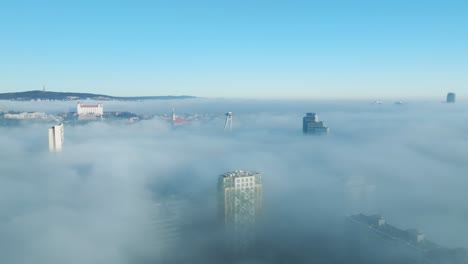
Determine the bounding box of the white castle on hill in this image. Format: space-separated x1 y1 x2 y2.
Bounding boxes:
76 102 103 117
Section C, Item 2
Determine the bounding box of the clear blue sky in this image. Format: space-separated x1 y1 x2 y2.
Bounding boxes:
0 0 467 99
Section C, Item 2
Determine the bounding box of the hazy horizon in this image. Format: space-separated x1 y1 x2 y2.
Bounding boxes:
0 89 463 102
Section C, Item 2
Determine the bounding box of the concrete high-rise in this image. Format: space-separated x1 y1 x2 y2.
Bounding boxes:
48 123 64 152
447 92 456 103
303 113 329 134
218 170 263 250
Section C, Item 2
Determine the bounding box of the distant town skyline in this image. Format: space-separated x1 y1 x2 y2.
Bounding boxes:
0 1 467 99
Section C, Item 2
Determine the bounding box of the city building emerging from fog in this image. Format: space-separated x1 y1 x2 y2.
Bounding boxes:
345 176 376 215
447 92 456 103
347 214 468 264
4 112 47 119
149 197 189 259
77 102 103 118
170 108 188 125
303 113 329 134
48 123 64 152
219 170 263 250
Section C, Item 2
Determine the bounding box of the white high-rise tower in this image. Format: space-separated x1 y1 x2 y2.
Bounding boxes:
48 123 64 152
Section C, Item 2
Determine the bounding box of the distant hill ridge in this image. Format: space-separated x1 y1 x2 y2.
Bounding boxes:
0 90 196 101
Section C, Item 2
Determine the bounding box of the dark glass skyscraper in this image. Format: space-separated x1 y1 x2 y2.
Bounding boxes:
447 92 456 103
303 113 329 134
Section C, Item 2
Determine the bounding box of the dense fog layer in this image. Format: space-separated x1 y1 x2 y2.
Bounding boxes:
0 99 467 263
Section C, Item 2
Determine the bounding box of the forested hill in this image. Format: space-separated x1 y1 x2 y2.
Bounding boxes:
0 90 196 101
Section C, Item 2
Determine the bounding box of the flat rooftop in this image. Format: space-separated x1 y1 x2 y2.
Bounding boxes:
221 170 259 178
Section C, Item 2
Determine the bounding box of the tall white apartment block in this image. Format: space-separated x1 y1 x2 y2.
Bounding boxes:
77 102 103 116
48 123 64 152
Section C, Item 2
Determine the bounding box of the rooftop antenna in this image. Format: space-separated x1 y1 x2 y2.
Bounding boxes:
224 112 233 132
